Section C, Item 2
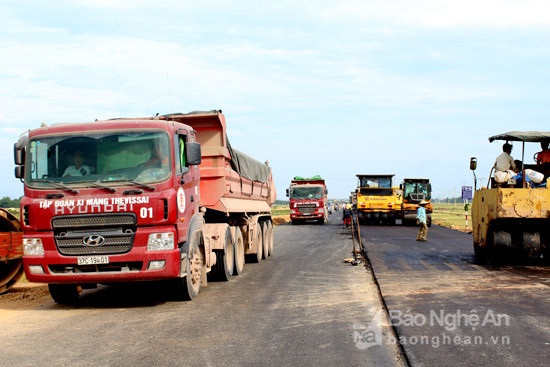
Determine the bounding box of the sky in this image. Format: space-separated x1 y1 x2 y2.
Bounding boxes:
1 0 550 200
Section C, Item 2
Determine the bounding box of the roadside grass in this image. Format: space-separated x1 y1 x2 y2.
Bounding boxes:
432 203 472 232
272 204 290 216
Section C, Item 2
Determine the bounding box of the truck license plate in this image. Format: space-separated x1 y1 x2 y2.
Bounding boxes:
77 256 109 265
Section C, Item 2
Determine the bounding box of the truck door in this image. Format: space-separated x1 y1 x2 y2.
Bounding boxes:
174 133 200 243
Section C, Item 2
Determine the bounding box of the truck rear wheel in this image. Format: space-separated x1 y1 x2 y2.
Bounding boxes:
246 225 263 263
266 221 274 256
211 227 234 281
261 222 269 260
233 227 245 275
48 284 80 305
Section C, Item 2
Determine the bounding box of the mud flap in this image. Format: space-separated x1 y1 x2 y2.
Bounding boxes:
179 251 187 278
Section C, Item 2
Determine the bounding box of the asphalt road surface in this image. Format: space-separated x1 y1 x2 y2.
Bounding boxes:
0 214 404 367
361 223 550 367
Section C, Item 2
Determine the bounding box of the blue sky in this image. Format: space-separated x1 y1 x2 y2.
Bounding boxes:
1 0 550 200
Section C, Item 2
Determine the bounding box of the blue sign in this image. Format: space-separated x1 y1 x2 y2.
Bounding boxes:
462 186 473 200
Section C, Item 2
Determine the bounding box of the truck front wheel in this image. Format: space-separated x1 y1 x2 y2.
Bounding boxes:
176 231 204 300
48 284 80 305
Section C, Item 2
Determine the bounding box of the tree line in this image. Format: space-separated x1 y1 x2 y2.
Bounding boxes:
0 197 21 208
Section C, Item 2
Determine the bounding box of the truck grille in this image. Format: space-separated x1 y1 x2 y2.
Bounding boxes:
297 204 316 214
52 214 137 256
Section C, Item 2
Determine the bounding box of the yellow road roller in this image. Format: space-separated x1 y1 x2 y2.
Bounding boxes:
470 131 550 264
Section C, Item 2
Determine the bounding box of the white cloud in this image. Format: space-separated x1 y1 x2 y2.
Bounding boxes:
309 0 550 29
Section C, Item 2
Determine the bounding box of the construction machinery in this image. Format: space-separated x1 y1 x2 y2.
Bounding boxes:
0 209 23 293
400 178 432 226
470 131 550 264
355 174 402 225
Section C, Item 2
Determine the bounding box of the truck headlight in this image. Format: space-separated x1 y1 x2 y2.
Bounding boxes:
23 238 44 256
147 232 175 251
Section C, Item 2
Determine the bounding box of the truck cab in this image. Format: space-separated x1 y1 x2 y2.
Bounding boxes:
401 178 432 226
355 174 402 225
286 176 328 225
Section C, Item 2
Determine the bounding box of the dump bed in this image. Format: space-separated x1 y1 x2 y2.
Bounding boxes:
159 111 276 214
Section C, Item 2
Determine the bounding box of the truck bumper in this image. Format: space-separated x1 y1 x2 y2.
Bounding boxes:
290 213 324 220
358 210 397 219
22 226 181 284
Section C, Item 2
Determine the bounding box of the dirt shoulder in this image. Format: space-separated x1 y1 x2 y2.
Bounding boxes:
0 282 51 311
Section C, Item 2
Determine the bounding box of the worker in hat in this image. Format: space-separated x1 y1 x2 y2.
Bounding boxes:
416 200 429 241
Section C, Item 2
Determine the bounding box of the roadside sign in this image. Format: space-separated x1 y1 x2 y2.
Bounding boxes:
461 186 472 200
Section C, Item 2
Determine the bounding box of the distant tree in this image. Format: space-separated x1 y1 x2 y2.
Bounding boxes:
0 196 21 208
274 200 289 205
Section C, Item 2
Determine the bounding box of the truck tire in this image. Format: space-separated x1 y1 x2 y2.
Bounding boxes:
48 284 80 305
175 230 204 300
246 225 263 263
266 221 274 256
261 222 269 260
233 227 245 275
211 226 234 281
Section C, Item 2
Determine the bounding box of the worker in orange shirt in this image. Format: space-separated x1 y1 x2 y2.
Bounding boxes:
536 140 550 165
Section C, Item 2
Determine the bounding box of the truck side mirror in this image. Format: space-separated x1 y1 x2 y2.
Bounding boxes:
15 165 24 179
325 189 328 195
185 142 202 166
14 143 25 166
286 188 289 197
470 157 477 170
399 183 403 190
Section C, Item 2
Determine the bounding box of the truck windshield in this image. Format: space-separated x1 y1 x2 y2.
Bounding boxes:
290 187 323 199
403 183 431 200
359 177 391 188
25 130 171 188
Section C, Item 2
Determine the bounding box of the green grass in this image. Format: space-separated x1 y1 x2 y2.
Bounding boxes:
272 204 290 216
432 203 472 230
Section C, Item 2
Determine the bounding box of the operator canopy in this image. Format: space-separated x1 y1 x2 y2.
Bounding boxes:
489 131 550 143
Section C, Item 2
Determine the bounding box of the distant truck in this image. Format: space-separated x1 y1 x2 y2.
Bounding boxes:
286 176 328 225
14 110 276 304
400 178 432 226
356 174 402 225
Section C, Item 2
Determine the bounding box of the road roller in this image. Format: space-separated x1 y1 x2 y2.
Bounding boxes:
0 208 23 293
470 131 550 264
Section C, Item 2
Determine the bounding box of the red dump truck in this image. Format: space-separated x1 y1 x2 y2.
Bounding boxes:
286 176 328 224
14 110 276 304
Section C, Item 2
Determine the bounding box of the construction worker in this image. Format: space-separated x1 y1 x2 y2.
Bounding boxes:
416 200 429 241
342 203 352 228
536 140 550 165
